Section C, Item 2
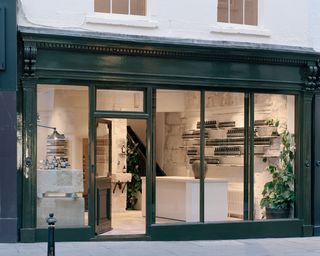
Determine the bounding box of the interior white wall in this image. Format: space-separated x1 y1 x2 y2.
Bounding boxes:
37 86 89 169
18 0 315 49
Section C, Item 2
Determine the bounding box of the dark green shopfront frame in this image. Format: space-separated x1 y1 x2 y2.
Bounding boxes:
18 28 320 242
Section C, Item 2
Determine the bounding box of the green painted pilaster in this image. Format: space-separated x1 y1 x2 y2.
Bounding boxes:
298 90 313 236
20 78 37 242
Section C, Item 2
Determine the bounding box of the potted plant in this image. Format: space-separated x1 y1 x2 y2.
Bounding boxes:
260 126 295 219
256 118 279 137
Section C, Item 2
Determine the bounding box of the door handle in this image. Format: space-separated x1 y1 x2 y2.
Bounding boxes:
25 157 33 168
316 161 320 167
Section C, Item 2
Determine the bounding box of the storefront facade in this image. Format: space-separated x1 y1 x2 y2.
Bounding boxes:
18 27 320 242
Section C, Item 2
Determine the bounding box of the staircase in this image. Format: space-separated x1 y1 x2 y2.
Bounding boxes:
127 126 166 176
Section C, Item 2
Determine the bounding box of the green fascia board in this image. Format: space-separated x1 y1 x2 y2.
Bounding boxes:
20 27 320 92
34 49 304 89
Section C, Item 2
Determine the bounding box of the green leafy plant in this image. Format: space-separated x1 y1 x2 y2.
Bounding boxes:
265 118 280 127
126 142 142 209
260 126 295 211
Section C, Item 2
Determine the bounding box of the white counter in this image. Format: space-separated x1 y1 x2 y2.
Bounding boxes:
141 176 228 222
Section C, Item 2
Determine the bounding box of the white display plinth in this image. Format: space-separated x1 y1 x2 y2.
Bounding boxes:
141 176 228 222
37 169 83 196
37 169 84 227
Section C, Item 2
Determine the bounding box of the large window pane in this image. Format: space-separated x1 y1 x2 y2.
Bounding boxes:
245 0 258 25
95 0 111 13
230 0 244 24
96 89 144 112
130 0 146 15
37 85 88 228
204 92 244 222
254 94 295 220
217 0 229 23
112 0 129 14
155 90 200 224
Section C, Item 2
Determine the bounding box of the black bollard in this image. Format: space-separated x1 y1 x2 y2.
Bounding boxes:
46 213 57 256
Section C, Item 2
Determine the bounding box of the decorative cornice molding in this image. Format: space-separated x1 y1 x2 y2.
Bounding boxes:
305 60 320 91
23 42 37 77
31 40 311 66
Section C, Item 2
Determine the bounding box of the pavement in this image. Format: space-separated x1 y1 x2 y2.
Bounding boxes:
1 237 320 256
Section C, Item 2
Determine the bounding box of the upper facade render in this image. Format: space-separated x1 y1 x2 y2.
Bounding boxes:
17 0 320 50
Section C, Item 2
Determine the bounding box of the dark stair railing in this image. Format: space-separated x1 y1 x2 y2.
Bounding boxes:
127 126 167 176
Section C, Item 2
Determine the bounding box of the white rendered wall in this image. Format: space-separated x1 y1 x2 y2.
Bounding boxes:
18 0 315 49
308 0 320 51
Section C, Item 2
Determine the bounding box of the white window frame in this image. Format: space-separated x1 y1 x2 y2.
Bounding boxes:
211 0 271 37
86 0 158 29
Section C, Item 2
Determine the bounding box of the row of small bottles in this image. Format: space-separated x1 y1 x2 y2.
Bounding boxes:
39 156 70 170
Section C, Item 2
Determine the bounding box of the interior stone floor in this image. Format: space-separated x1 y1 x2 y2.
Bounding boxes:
85 210 242 236
101 210 182 236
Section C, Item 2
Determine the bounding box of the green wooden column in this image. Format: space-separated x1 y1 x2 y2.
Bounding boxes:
20 78 37 242
297 90 314 236
88 84 96 237
146 87 155 236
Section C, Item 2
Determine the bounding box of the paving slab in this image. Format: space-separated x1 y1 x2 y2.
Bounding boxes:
1 237 320 256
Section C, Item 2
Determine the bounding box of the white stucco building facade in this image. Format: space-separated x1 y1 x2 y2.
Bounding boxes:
17 0 320 50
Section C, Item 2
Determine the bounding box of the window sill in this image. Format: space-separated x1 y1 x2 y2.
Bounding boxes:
210 23 271 37
85 13 158 29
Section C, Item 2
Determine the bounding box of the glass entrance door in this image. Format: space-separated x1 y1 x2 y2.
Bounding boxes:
95 118 112 234
92 87 148 236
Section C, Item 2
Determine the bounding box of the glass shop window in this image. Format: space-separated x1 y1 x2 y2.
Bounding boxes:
218 0 258 26
204 92 245 222
254 94 295 220
36 84 89 228
154 90 201 224
94 0 146 16
96 89 144 112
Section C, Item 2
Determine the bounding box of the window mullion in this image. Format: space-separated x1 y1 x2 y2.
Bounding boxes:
200 90 205 223
228 0 231 23
243 0 245 24
128 0 131 15
249 92 255 220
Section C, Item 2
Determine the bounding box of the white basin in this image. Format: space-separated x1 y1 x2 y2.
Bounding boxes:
111 173 132 183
